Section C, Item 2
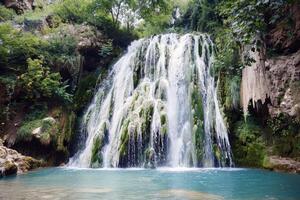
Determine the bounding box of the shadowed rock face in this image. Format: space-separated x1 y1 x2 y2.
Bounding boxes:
0 139 43 177
266 3 300 55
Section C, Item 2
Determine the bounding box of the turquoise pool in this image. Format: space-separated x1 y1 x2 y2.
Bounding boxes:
1 168 299 200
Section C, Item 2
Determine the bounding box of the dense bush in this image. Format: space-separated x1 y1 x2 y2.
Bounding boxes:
0 23 43 71
233 119 267 167
267 114 300 157
0 5 15 22
19 58 72 103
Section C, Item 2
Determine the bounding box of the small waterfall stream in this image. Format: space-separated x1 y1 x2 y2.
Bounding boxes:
69 33 233 168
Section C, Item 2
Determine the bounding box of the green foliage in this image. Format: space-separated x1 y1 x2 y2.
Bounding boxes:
91 136 103 167
0 5 15 22
24 104 48 121
191 84 205 164
179 0 220 33
42 31 78 67
233 119 266 167
73 73 98 112
17 119 43 142
218 73 241 111
19 58 72 103
267 113 300 157
218 0 291 44
212 28 243 75
137 13 172 36
99 40 113 57
54 0 92 23
0 23 43 70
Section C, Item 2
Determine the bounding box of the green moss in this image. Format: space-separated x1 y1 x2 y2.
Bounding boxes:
91 136 103 167
74 73 98 112
160 114 167 125
213 144 221 161
191 85 205 164
17 120 43 142
56 110 75 152
119 120 130 157
161 125 168 136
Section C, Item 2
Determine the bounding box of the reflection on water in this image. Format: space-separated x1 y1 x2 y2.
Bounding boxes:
159 189 223 200
0 168 299 200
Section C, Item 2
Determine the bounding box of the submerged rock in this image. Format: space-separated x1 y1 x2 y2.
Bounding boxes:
0 139 43 177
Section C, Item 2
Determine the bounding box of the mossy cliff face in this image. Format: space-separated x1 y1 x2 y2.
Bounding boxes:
3 105 76 166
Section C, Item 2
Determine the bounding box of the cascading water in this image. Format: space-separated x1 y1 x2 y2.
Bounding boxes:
69 33 233 168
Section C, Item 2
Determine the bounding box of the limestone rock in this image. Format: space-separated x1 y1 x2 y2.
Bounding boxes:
241 49 300 118
0 140 43 177
240 2 300 118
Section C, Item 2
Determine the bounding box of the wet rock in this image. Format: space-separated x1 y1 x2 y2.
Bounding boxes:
0 139 43 177
2 161 17 176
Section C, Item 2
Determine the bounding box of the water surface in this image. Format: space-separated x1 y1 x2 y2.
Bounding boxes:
1 168 299 200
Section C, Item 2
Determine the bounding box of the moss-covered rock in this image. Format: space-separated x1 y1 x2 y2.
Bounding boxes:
90 136 103 168
2 161 17 176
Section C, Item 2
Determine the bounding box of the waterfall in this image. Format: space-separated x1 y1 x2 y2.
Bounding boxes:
69 33 233 168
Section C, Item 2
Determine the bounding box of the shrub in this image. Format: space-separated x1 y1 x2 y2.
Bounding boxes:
19 58 72 103
233 119 267 167
0 5 15 22
0 23 44 70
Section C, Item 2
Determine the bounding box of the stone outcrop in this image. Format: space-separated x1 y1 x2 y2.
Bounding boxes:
4 0 34 14
264 156 300 174
0 139 43 177
241 49 300 117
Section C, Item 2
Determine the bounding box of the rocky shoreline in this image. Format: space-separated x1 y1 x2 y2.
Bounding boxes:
0 139 44 177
